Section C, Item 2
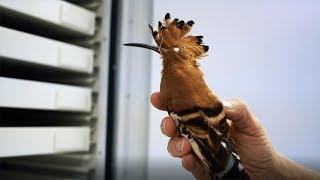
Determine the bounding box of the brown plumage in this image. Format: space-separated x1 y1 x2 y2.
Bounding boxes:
124 13 249 180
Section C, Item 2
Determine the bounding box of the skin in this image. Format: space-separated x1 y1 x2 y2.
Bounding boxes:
150 91 320 180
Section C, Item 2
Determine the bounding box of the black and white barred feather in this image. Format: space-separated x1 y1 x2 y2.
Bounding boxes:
169 106 249 179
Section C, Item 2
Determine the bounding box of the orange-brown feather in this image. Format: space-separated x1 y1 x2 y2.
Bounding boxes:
149 16 212 112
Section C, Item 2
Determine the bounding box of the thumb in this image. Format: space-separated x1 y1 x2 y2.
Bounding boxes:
222 99 264 136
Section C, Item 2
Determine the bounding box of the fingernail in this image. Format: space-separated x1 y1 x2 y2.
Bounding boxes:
176 139 182 152
222 100 233 109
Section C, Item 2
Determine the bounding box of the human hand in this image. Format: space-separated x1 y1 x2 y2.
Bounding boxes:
150 91 278 179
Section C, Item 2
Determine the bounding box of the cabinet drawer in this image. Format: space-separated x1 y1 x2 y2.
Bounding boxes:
0 77 92 112
0 26 94 73
0 127 90 157
0 0 95 35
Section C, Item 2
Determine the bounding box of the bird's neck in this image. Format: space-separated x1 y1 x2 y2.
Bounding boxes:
161 59 200 75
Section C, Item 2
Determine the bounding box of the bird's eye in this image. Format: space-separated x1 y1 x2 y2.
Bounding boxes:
173 47 180 52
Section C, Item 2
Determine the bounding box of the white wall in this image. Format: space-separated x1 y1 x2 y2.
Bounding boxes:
148 1 320 179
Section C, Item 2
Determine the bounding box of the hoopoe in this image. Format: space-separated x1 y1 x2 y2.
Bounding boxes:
124 13 249 180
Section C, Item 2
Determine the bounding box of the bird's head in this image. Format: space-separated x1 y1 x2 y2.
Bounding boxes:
124 13 209 63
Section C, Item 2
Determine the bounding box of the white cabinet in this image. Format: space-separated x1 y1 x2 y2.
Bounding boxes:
0 77 92 112
0 26 94 73
0 127 90 157
0 0 110 178
0 0 96 35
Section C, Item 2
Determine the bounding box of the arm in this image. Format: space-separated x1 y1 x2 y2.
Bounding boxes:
274 153 320 180
151 92 320 180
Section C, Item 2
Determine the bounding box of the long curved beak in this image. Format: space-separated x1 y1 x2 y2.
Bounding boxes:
123 43 160 53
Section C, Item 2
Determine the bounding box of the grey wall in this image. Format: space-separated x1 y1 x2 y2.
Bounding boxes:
148 1 320 179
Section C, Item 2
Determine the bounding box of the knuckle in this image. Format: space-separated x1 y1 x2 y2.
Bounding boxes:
182 139 192 153
233 98 247 108
232 98 249 113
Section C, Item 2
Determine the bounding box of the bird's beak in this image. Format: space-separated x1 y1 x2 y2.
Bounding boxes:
123 43 160 53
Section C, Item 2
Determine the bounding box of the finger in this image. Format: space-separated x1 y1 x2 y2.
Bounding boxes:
222 98 248 121
222 98 253 128
161 117 179 137
167 137 192 157
150 92 166 111
182 154 210 180
222 98 263 135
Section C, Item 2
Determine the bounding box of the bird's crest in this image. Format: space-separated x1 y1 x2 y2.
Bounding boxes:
149 13 209 60
124 13 209 62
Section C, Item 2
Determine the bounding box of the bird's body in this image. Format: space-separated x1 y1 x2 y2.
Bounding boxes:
160 54 231 172
124 13 249 179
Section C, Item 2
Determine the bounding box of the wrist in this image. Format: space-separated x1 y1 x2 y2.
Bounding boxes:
245 147 279 180
265 152 295 179
271 152 320 180
249 151 282 180
269 152 284 179
272 152 299 180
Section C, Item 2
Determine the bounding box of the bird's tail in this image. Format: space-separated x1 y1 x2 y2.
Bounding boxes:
169 110 250 179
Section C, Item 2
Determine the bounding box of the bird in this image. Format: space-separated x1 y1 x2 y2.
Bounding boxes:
124 13 250 180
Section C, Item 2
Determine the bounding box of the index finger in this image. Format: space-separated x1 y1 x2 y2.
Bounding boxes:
150 92 166 111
